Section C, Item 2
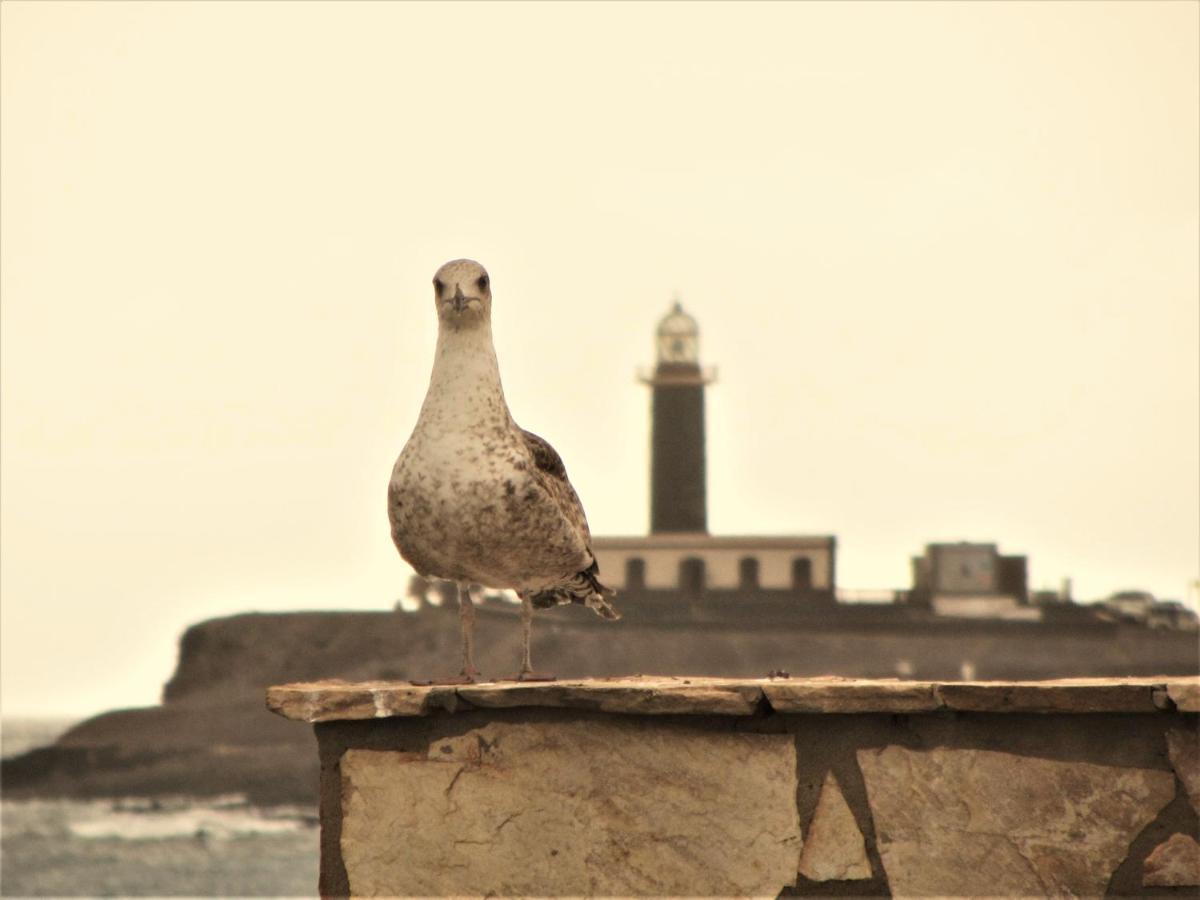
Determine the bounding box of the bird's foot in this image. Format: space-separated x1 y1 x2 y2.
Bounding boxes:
515 669 557 682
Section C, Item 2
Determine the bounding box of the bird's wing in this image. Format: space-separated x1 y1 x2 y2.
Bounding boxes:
521 428 619 618
519 428 592 545
521 428 569 481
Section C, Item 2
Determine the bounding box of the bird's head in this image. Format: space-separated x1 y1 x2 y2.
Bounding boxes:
432 259 492 329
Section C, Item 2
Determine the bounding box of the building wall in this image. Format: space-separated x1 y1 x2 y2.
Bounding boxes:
932 544 997 594
595 547 830 591
931 595 1042 621
592 538 834 592
910 543 1029 605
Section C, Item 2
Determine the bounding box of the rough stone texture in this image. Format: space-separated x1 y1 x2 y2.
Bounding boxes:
764 678 938 713
1169 680 1200 712
857 744 1175 898
456 676 763 715
266 680 460 721
339 719 801 897
1143 832 1200 887
797 771 872 882
934 678 1166 713
1167 726 1200 814
267 675 1200 721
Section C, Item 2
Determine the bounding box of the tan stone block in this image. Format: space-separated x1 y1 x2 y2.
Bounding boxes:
265 680 458 721
1167 726 1200 814
857 744 1175 898
1144 832 1200 887
935 679 1161 713
340 720 801 897
1168 678 1200 712
764 679 938 714
798 771 872 881
457 675 763 715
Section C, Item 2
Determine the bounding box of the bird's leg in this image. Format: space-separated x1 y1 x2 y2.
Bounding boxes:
456 581 481 682
516 593 555 682
520 593 534 675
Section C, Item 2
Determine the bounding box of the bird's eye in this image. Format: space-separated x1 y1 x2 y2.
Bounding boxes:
477 275 489 291
433 278 444 293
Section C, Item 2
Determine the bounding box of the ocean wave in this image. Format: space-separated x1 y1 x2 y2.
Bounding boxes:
2 795 318 842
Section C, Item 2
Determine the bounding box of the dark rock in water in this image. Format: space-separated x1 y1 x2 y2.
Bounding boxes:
2 697 318 805
3 602 1197 805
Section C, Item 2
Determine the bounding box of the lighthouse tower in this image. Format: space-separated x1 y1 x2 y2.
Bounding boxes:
592 300 834 604
640 301 716 534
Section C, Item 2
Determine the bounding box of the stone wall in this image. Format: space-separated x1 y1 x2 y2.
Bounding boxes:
268 676 1200 898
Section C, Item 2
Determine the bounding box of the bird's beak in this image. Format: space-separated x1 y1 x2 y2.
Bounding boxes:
452 284 468 313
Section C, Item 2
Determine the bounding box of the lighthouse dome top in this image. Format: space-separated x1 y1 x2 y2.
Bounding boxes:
656 300 700 365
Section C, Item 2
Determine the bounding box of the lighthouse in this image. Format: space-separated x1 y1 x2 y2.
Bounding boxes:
639 301 716 534
590 300 834 609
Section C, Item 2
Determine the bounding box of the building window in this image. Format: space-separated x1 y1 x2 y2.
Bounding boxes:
625 557 646 591
679 557 705 596
739 557 759 590
792 557 813 591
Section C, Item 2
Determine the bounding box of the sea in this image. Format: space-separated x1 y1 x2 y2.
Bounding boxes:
0 719 319 898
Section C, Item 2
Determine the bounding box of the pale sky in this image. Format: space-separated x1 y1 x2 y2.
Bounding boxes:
2 2 1197 717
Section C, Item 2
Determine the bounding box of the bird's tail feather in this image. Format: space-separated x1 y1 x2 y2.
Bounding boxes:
530 560 620 621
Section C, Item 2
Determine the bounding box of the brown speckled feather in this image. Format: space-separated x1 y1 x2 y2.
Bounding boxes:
520 429 619 619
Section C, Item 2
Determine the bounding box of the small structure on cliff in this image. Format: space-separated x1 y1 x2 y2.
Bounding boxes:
908 541 1036 620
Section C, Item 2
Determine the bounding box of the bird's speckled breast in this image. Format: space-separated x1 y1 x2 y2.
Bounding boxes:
389 423 588 590
388 316 592 591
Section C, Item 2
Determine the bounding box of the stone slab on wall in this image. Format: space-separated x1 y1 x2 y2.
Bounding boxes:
271 677 1200 898
857 745 1174 897
269 674 1192 722
340 721 800 897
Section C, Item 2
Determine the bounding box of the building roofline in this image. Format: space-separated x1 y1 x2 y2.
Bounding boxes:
593 534 835 551
925 542 1000 551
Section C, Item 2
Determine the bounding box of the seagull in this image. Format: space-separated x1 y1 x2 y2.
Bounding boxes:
388 259 619 682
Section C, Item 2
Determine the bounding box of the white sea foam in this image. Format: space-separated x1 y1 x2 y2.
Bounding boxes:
2 795 317 842
1 796 320 896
